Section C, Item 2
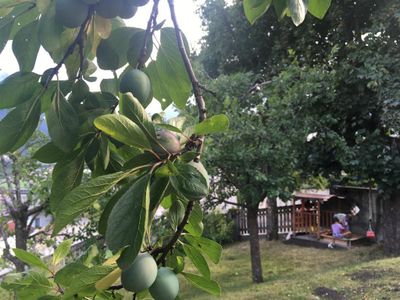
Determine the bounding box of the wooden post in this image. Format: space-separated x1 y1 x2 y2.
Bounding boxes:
292 198 296 233
317 200 321 239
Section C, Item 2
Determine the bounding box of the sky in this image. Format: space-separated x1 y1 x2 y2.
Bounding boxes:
0 0 206 116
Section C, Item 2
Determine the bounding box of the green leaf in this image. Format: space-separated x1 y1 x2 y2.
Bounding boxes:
288 0 308 26
33 142 65 163
46 92 79 152
123 152 158 171
193 114 230 135
0 16 13 54
97 27 139 70
146 61 172 110
156 123 183 134
52 239 73 265
38 1 63 53
105 175 150 269
12 249 48 271
119 93 157 140
12 20 40 72
185 235 222 264
169 198 185 229
307 0 331 19
55 262 89 287
94 114 151 150
273 0 288 19
184 202 203 237
100 78 118 95
53 171 128 234
181 272 221 296
170 163 209 201
98 185 129 236
183 244 210 278
127 30 153 67
0 72 40 109
243 0 272 25
50 153 85 212
0 96 41 154
64 265 115 297
148 28 192 109
149 177 170 218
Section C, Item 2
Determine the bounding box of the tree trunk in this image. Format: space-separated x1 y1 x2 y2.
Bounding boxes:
382 191 400 255
247 207 263 283
14 217 28 272
266 197 279 240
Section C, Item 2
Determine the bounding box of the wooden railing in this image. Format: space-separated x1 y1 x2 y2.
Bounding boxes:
237 207 336 237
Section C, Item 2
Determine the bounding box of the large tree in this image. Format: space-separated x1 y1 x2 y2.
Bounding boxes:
0 132 50 271
189 71 301 282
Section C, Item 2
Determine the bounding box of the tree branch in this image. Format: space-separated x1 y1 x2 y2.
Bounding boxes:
151 200 194 264
136 0 160 69
44 8 94 87
168 0 207 157
0 223 20 267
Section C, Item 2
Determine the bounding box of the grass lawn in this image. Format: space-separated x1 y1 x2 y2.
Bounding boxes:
179 240 400 300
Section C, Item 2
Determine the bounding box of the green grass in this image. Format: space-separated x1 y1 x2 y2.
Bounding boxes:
179 240 400 300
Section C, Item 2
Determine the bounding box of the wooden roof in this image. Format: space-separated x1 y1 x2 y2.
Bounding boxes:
293 192 339 202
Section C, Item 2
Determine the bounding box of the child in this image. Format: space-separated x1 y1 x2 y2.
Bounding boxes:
328 217 352 248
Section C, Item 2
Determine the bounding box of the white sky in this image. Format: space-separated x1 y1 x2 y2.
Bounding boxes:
0 0 205 115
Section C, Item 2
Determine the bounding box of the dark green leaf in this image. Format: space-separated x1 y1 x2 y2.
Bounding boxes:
97 27 139 70
55 263 89 287
33 142 65 163
98 185 129 236
243 0 272 25
122 152 158 171
156 123 183 134
53 171 128 234
193 114 230 135
0 96 41 154
183 244 210 278
185 235 222 264
0 72 40 109
94 114 151 150
169 198 185 229
46 92 79 152
148 28 192 109
273 0 288 19
127 30 153 67
149 177 170 213
0 16 13 54
12 20 40 72
146 61 172 110
50 153 84 212
170 163 209 201
38 2 63 53
105 175 150 269
181 272 221 296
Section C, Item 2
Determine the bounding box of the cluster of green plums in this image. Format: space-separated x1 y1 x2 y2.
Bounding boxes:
121 253 179 300
55 0 149 28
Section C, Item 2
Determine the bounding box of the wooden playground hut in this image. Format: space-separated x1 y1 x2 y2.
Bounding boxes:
291 192 346 239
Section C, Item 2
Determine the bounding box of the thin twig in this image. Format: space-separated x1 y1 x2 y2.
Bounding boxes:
44 8 94 88
136 0 160 69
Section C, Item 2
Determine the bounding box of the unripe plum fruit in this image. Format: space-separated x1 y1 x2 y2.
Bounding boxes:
149 267 180 300
96 0 124 19
153 130 181 156
121 253 158 293
119 69 152 106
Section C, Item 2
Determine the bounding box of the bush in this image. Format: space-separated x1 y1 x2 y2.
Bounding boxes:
202 211 236 245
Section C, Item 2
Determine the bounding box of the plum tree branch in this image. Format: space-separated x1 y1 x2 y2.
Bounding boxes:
151 200 194 264
136 0 160 69
44 8 94 88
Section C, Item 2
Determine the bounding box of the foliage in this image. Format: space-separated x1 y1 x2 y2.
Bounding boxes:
202 211 236 245
0 0 332 297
